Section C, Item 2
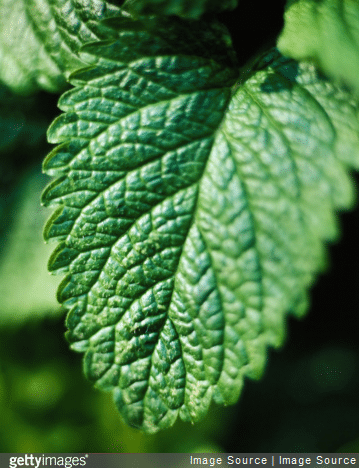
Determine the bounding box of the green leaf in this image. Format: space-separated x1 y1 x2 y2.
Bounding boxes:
122 0 238 18
0 0 121 94
0 167 61 325
277 0 359 96
0 83 52 283
42 14 359 432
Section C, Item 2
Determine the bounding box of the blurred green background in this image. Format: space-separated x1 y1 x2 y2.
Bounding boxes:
1 0 359 453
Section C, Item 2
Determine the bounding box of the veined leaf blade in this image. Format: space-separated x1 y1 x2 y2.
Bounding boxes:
42 16 359 432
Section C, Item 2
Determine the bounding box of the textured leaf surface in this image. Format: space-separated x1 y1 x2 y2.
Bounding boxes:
0 0 120 94
122 0 238 18
278 0 359 96
42 14 359 432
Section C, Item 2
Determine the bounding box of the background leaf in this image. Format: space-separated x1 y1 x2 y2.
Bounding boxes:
277 0 359 96
0 0 121 94
0 166 61 325
0 84 63 324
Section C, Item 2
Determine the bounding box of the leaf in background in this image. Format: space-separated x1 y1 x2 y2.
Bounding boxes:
277 0 359 96
0 83 50 249
0 0 121 94
42 12 359 432
122 0 237 18
0 167 61 325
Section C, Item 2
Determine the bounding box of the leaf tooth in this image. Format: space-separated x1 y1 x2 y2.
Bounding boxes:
48 243 79 273
58 270 100 303
43 142 79 176
42 176 66 206
47 112 108 144
70 340 89 353
42 179 96 211
43 205 79 242
47 114 77 145
65 302 86 332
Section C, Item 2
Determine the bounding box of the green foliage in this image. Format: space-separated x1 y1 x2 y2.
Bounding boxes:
122 0 238 18
41 15 238 431
278 0 359 96
0 84 61 324
0 167 61 324
1 0 359 442
41 11 359 432
0 0 121 94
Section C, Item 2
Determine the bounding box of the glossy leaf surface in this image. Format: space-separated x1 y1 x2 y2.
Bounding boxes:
42 15 359 431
